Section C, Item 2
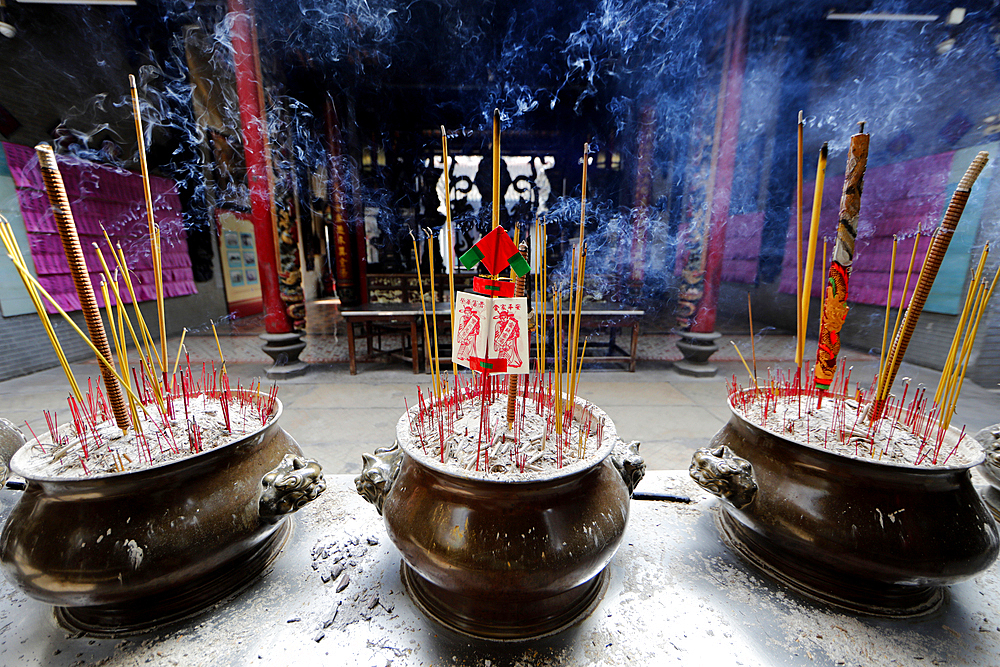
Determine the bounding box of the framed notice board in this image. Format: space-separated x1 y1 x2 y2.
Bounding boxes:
217 209 262 317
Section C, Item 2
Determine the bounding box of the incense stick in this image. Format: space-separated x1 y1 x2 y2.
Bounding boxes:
799 143 828 367
874 151 989 418
814 125 869 391
748 292 757 383
129 74 167 375
3 245 152 417
942 266 1000 430
173 328 188 376
441 126 457 375
795 111 805 373
877 236 898 388
0 220 84 406
731 341 755 386
492 109 501 231
425 227 441 400
568 144 589 418
935 244 989 406
35 143 129 430
411 231 433 382
507 241 529 428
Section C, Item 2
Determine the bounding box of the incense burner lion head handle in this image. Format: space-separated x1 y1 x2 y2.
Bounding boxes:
975 425 1000 467
611 440 645 497
259 454 327 524
355 442 403 516
0 418 25 488
689 444 757 509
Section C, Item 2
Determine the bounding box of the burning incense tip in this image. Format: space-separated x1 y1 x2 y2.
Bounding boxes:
798 110 803 124
858 121 866 133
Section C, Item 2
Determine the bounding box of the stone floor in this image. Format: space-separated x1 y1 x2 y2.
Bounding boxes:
2 331 998 474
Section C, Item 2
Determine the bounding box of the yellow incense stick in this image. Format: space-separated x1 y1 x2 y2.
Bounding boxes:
173 328 187 376
748 292 757 383
129 74 167 374
411 231 433 380
942 279 991 430
92 243 164 409
93 244 153 371
104 233 163 374
565 246 583 410
943 272 994 420
553 288 562 435
944 266 1000 430
799 143 827 366
100 279 123 378
818 240 827 337
3 247 151 417
878 236 898 388
878 235 921 403
795 111 804 370
935 243 989 405
570 245 588 410
154 225 166 373
425 227 441 400
569 144 589 414
542 221 547 372
731 341 755 386
0 221 85 406
441 126 457 375
211 321 227 379
574 338 588 404
492 109 501 231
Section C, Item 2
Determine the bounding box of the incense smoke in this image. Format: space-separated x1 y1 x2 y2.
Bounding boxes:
4 0 997 333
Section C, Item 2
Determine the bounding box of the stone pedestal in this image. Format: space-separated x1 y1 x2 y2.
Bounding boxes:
260 331 308 379
672 329 721 377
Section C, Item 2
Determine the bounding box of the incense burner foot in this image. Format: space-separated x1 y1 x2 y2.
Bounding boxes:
691 399 998 618
0 402 325 636
672 329 721 377
356 401 643 640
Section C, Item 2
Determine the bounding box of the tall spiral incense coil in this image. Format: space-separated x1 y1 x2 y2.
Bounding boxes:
35 143 129 430
873 151 989 419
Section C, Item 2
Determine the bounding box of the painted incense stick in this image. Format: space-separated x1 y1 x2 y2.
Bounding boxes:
814 124 869 391
35 144 130 431
798 143 827 368
873 151 989 418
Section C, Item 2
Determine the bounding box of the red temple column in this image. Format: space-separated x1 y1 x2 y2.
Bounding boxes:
227 0 293 335
673 0 748 376
691 0 748 334
630 102 656 290
228 0 308 378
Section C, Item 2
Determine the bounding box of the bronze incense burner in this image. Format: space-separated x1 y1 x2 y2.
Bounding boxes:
0 400 325 636
356 399 644 640
691 395 999 617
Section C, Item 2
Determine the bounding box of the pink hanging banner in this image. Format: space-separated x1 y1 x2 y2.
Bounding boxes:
2 142 195 313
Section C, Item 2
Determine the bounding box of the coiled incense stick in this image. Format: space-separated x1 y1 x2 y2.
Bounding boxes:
872 151 989 418
36 143 129 430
